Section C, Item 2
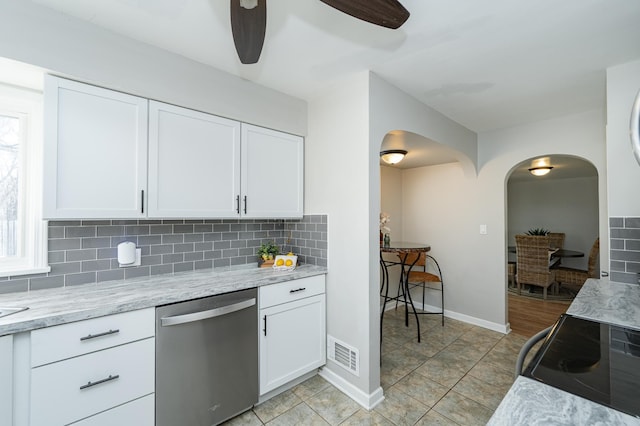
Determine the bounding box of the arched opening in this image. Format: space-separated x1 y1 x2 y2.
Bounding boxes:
505 154 599 336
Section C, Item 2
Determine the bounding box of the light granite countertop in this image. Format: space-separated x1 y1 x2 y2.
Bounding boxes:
488 278 640 425
0 264 327 336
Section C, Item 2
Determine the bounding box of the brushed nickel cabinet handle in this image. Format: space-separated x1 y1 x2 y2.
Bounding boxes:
80 374 120 390
80 329 120 341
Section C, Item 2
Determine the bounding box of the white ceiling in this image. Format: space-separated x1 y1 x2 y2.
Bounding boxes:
31 0 640 135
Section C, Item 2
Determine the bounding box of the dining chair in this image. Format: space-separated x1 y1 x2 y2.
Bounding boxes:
548 232 565 249
515 234 557 299
555 238 599 291
399 252 444 326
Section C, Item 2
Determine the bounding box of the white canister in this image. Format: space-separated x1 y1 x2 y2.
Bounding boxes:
117 241 137 265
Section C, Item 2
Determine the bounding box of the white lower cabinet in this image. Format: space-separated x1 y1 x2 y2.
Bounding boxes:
259 275 326 395
28 308 155 426
70 394 154 426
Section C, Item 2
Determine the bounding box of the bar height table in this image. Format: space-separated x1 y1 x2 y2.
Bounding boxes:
380 241 431 343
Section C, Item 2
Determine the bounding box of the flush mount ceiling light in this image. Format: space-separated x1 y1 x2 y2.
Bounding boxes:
380 149 408 165
528 166 553 176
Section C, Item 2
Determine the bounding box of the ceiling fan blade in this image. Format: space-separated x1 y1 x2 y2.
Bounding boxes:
230 0 267 64
319 0 410 29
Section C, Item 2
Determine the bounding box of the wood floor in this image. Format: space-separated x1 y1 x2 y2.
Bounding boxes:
508 293 570 338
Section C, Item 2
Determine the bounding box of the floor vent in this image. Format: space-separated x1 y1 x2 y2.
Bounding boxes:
327 335 359 376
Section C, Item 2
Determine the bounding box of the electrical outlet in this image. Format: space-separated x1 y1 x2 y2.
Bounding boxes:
480 224 487 235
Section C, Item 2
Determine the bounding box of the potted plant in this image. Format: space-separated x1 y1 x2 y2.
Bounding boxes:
257 241 279 267
526 228 549 236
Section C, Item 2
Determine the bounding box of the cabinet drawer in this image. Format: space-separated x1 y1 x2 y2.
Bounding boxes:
30 338 155 426
259 275 325 308
71 394 154 426
31 308 154 367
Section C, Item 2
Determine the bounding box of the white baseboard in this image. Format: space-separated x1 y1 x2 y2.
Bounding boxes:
384 300 509 334
318 367 385 410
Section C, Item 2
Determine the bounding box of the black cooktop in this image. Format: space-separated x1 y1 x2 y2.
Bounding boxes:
523 314 640 418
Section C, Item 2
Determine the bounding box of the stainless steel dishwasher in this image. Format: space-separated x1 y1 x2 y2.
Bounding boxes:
155 288 258 426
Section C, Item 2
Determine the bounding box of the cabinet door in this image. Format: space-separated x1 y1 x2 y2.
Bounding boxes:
260 294 326 395
43 75 148 218
0 335 12 426
148 102 241 218
241 124 303 218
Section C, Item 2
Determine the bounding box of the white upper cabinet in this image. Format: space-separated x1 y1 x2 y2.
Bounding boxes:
43 75 148 219
148 101 241 218
241 124 303 218
43 76 303 219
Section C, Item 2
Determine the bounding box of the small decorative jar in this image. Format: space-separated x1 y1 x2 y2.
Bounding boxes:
383 233 390 247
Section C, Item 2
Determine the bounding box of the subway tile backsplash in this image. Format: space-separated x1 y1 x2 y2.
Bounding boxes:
0 215 327 295
609 217 640 284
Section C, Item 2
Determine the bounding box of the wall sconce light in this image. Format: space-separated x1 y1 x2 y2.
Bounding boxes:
528 166 553 176
380 149 407 165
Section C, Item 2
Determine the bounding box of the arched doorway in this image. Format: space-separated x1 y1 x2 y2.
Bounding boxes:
505 155 599 336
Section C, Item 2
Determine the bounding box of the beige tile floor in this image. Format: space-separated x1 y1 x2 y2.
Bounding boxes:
223 307 530 425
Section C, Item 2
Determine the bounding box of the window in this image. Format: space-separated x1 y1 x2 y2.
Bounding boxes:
0 84 48 277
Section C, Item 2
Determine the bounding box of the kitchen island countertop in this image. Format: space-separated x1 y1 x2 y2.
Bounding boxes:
488 278 640 425
0 263 327 336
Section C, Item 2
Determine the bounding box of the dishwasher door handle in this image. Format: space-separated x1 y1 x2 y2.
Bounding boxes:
161 298 256 327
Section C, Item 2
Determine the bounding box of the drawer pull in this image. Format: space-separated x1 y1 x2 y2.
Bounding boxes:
289 287 306 293
79 374 120 390
80 329 120 341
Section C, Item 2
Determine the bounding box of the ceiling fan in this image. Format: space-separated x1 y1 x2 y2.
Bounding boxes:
230 0 410 64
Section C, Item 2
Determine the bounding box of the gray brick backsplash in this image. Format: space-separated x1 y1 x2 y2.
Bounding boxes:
0 279 28 294
66 249 97 262
97 226 125 237
48 251 65 263
150 225 172 234
30 275 64 291
0 215 327 294
49 238 81 251
625 218 640 228
611 228 640 240
163 234 183 244
184 234 204 243
174 224 194 234
609 217 640 285
48 226 64 239
195 260 213 270
151 264 173 276
173 261 193 272
82 260 112 272
98 269 124 282
125 266 150 280
82 237 111 249
65 272 96 286
163 253 184 264
81 220 111 226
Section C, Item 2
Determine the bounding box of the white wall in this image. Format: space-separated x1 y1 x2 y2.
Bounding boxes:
606 59 640 217
378 109 606 331
380 165 404 308
306 71 381 402
0 1 306 135
401 162 486 321
380 165 403 241
480 110 607 325
508 176 599 270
